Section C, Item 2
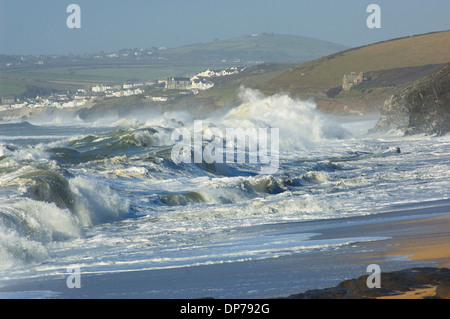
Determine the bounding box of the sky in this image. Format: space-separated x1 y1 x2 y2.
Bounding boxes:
0 0 449 55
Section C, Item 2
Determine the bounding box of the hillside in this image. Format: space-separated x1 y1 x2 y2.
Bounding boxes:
164 33 348 64
255 31 450 114
0 34 347 99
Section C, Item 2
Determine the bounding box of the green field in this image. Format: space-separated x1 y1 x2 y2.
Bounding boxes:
0 64 216 97
0 79 27 96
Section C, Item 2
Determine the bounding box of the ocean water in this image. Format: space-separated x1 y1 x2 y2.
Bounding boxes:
0 89 449 295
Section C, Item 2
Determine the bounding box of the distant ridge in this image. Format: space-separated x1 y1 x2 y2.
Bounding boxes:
164 33 349 64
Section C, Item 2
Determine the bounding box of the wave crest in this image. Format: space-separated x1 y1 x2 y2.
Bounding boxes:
221 88 351 149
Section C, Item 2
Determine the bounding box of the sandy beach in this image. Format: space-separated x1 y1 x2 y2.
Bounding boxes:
362 215 450 268
313 200 450 267
286 199 450 299
360 214 450 299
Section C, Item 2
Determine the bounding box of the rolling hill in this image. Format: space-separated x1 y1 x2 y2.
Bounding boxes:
164 33 348 64
254 30 450 114
0 33 347 99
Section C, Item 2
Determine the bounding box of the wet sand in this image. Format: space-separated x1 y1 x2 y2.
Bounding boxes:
361 215 450 268
286 199 450 299
376 286 437 299
361 214 450 299
313 202 450 268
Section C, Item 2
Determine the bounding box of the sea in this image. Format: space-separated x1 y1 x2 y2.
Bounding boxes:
0 89 449 298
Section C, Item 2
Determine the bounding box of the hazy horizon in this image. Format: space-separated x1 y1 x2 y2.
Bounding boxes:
1 0 450 56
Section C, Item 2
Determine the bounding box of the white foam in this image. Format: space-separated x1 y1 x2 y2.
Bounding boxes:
69 176 130 226
13 199 82 239
0 290 61 299
219 88 351 149
1 103 449 290
0 224 49 270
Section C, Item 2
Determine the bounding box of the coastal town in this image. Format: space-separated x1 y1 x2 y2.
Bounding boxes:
0 66 245 111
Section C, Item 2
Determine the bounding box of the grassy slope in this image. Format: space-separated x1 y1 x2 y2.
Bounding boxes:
0 79 27 96
259 31 450 96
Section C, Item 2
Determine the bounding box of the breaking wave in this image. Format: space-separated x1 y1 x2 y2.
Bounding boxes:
0 168 129 270
220 88 351 149
2 88 443 281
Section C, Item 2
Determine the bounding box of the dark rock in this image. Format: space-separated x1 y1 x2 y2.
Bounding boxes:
285 267 450 299
373 62 450 136
436 282 450 299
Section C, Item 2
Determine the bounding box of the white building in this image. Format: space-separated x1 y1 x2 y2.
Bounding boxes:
196 69 217 78
166 77 191 90
190 77 214 90
91 84 111 93
123 88 144 96
151 96 168 102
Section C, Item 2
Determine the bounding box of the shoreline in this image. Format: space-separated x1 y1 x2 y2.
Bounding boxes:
311 202 450 268
356 215 450 268
285 201 450 299
0 199 449 299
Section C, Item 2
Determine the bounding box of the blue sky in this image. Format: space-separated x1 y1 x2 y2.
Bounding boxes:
0 0 449 55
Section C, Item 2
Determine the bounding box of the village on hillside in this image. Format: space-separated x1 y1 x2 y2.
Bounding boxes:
0 66 245 111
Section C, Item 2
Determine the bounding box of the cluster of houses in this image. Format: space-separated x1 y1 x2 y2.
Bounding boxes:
0 94 87 110
0 82 148 111
0 66 246 110
158 66 245 92
90 83 146 97
0 82 149 111
1 64 371 112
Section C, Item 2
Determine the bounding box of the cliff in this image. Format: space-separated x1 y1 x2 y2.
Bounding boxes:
373 62 450 136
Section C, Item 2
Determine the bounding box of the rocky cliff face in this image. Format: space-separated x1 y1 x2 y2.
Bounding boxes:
374 62 450 136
